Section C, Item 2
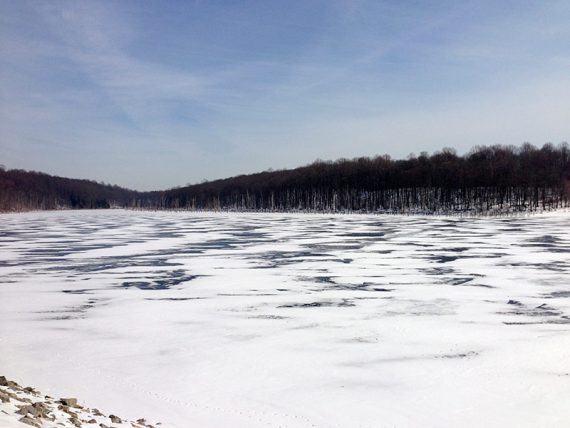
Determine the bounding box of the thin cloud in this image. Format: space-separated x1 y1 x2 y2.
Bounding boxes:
1 0 569 190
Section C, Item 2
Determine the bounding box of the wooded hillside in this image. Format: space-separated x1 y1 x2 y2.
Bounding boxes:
152 143 570 214
0 169 138 211
2 143 569 214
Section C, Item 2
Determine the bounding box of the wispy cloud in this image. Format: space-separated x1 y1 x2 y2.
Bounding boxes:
1 0 569 189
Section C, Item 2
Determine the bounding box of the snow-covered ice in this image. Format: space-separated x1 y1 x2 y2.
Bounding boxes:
1 210 569 428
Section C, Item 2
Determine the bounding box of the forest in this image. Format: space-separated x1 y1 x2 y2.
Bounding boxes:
2 143 569 214
0 168 138 211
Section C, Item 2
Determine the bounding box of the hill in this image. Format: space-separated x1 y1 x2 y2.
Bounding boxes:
0 169 138 211
2 143 569 214
153 143 570 214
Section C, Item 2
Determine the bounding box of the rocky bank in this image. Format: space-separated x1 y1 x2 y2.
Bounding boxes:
0 376 162 428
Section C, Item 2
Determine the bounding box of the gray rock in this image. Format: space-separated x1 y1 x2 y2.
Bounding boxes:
60 397 78 407
32 401 49 411
109 414 122 423
0 376 18 388
18 416 41 428
69 416 82 427
17 402 51 419
17 404 41 418
0 388 18 400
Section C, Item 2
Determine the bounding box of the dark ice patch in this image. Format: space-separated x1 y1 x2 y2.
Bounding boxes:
527 235 561 244
50 258 183 274
120 270 199 290
501 300 569 324
447 247 471 253
436 351 479 359
338 232 385 238
440 277 475 286
423 266 455 275
279 299 355 308
431 255 459 263
37 298 107 321
248 314 289 320
547 291 570 298
505 261 568 272
61 288 97 294
251 250 338 269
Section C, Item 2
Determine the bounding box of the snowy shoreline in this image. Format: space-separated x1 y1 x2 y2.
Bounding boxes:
0 376 160 428
2 206 570 218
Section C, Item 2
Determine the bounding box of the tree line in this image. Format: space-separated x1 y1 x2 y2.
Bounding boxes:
2 143 569 214
149 143 570 214
0 168 138 211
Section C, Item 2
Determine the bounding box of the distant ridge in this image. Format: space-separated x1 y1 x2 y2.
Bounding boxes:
2 143 569 214
0 168 139 211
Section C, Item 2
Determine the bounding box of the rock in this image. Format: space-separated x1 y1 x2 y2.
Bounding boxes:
17 404 41 418
0 391 10 403
88 419 97 424
17 402 50 419
93 408 103 416
110 414 122 423
136 418 147 424
69 416 82 427
60 397 78 407
32 401 49 411
18 416 41 428
507 299 521 305
100 424 110 428
0 376 18 388
0 388 18 400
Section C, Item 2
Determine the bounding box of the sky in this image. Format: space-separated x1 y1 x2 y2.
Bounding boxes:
1 0 569 190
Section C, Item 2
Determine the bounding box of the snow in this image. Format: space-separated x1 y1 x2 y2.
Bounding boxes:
1 210 569 428
0 379 149 428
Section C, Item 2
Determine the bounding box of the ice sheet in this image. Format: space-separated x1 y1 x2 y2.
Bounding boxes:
1 210 569 427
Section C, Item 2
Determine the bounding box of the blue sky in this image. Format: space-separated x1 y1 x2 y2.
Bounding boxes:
1 0 569 190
